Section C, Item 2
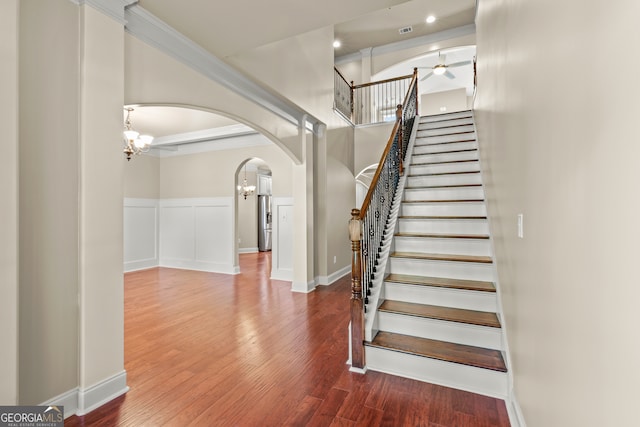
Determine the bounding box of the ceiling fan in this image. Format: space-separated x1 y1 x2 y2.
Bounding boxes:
419 53 472 81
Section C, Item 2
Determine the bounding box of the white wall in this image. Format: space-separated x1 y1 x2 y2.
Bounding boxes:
0 0 19 405
124 199 159 271
421 88 468 115
237 171 258 252
123 154 160 199
18 0 79 404
475 0 640 425
159 198 235 274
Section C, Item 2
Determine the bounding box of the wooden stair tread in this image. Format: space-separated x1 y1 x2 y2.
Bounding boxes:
402 199 484 204
408 171 480 177
405 184 482 190
385 273 495 292
398 215 487 220
368 331 507 372
414 141 476 149
418 130 475 137
379 300 501 328
420 110 472 120
411 159 478 166
418 124 474 132
395 232 489 239
413 148 478 156
391 252 493 264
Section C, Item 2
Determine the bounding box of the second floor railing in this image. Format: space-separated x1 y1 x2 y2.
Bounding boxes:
334 67 415 126
348 68 418 369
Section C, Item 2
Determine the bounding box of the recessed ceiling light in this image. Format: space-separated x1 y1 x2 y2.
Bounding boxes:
426 15 436 24
333 40 341 48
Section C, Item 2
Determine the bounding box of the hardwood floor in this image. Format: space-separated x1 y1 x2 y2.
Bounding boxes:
65 252 510 426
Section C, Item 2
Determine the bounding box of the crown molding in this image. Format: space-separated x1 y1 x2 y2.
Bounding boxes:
69 0 137 24
335 24 476 65
124 5 323 135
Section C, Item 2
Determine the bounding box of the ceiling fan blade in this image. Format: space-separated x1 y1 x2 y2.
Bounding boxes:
420 72 434 81
444 70 455 79
447 60 472 68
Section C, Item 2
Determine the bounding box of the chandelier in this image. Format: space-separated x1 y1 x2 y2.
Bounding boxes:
237 164 256 200
123 107 153 161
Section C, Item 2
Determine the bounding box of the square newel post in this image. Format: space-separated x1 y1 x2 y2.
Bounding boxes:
349 208 365 370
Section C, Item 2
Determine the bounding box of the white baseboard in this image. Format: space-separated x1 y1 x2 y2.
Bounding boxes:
317 265 350 286
40 371 129 418
291 279 316 293
238 247 259 254
77 370 129 416
271 268 293 282
40 387 79 419
124 258 158 272
159 259 236 275
506 390 526 427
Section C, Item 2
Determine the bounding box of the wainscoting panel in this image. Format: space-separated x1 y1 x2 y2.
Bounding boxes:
124 199 158 272
271 197 293 281
159 198 235 274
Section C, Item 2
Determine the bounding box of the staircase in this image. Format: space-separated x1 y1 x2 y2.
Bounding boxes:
364 110 508 398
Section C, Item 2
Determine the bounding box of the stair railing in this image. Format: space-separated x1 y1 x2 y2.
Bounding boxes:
334 67 415 125
349 68 418 369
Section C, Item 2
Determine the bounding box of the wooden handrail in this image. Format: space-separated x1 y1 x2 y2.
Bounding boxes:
357 119 402 220
353 73 414 90
348 67 418 372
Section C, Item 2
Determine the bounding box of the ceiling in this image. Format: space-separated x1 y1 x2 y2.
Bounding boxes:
334 0 475 57
129 0 476 151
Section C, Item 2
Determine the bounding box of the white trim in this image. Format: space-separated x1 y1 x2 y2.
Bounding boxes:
123 5 323 135
335 24 476 65
316 264 350 286
159 260 238 274
69 0 136 24
349 366 367 374
506 390 526 427
238 247 259 254
124 259 158 272
291 279 316 293
124 198 159 272
77 370 129 416
40 387 79 419
270 269 293 282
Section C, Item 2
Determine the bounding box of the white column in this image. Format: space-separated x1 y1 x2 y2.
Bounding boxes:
77 3 128 413
0 0 19 405
291 122 316 292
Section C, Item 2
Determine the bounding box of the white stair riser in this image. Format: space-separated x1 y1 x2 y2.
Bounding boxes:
407 173 482 188
389 257 495 282
409 161 480 175
365 346 508 398
419 124 475 136
416 133 475 145
377 312 502 350
384 282 497 312
404 187 485 201
420 111 473 123
413 141 477 155
398 218 489 235
412 150 478 164
419 118 474 129
401 202 487 217
394 236 491 256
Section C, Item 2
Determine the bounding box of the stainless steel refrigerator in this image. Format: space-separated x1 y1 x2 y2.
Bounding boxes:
258 195 272 251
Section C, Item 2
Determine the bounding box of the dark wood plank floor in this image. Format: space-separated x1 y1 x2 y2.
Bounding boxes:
65 252 510 426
